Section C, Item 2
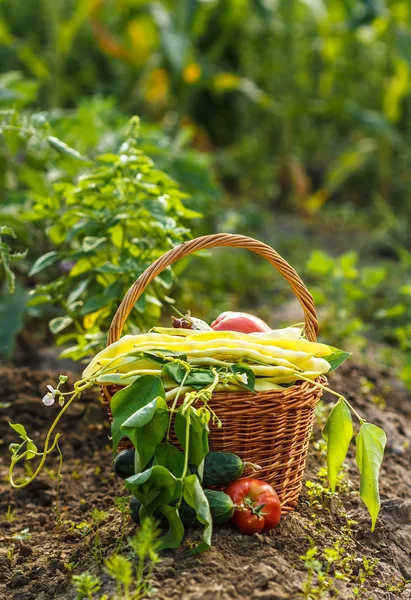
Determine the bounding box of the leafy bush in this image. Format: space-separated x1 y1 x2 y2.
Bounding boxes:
26 116 202 360
0 86 220 359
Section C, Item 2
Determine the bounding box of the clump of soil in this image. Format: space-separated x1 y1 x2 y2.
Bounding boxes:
0 363 410 600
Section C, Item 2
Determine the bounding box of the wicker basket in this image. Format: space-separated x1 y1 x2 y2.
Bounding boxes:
101 233 325 514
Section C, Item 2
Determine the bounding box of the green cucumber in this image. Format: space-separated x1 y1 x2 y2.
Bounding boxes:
180 489 234 527
205 489 235 525
113 448 135 479
202 451 245 487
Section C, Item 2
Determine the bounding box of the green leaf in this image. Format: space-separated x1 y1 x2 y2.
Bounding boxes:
49 315 73 335
47 136 90 163
29 251 60 276
356 423 386 531
125 465 181 514
162 363 215 390
67 278 91 304
231 363 256 392
322 399 353 492
110 376 165 455
82 237 107 252
324 348 352 371
174 407 209 468
0 226 16 238
156 505 185 551
26 441 38 460
183 474 212 554
9 422 28 440
153 442 185 478
121 396 169 472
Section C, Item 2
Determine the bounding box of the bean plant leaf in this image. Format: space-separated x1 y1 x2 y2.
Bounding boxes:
231 363 256 392
162 361 186 383
153 442 185 478
183 474 212 555
156 505 185 551
324 348 352 371
162 362 215 389
356 422 386 531
125 465 182 514
26 441 38 460
9 422 28 439
110 375 165 455
174 406 209 468
121 396 169 473
322 399 353 492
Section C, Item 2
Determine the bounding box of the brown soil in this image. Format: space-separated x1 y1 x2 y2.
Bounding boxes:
0 363 410 600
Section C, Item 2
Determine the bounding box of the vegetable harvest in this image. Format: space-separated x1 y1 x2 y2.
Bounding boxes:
8 310 387 554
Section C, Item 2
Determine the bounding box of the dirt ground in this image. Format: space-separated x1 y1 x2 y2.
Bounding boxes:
0 362 410 600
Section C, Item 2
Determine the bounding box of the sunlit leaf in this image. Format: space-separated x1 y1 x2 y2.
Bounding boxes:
356 423 386 531
322 399 353 492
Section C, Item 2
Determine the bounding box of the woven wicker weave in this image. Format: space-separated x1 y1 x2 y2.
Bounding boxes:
101 233 325 514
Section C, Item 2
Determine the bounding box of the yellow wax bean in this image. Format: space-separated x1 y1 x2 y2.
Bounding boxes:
82 332 194 377
189 330 332 357
249 365 299 376
190 327 302 343
253 338 332 357
297 356 331 373
130 345 301 369
131 338 314 364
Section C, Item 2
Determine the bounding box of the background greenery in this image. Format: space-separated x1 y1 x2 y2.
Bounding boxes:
1 0 410 382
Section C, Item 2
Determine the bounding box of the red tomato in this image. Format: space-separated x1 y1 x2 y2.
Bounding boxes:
224 478 281 535
211 312 271 334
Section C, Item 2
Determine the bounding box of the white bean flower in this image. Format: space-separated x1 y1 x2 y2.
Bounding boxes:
42 385 56 406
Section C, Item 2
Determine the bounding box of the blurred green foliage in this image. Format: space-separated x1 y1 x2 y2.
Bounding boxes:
2 0 411 225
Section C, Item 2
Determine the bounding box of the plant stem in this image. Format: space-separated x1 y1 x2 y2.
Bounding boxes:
298 375 366 424
166 367 190 439
9 381 93 488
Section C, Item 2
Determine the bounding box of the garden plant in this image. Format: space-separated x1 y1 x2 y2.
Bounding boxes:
1 1 411 599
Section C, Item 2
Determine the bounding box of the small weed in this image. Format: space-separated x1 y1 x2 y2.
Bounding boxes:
72 572 102 600
71 516 160 600
5 505 15 523
385 573 410 593
114 496 131 554
11 527 31 541
64 561 79 573
7 545 15 563
90 509 109 564
300 539 379 599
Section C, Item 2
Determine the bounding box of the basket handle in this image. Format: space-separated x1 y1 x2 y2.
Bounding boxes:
107 233 319 345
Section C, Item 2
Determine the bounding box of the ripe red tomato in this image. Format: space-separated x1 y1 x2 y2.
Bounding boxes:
224 478 281 535
211 312 271 334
